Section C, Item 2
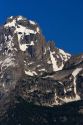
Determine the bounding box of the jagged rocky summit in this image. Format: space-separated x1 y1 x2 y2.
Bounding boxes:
0 15 83 114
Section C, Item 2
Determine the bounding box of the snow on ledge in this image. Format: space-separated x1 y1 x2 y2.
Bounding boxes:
25 70 37 76
29 20 36 25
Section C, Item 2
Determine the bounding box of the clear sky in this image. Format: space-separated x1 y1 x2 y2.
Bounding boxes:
0 0 83 54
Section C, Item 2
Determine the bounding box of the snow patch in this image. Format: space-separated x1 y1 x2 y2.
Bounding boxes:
4 19 16 27
37 65 41 67
1 57 15 70
36 27 40 33
27 62 34 65
9 16 13 19
47 60 51 64
72 68 82 100
25 70 37 76
50 51 63 71
29 20 36 25
18 41 34 51
19 44 28 51
59 49 71 61
17 16 26 21
39 68 46 71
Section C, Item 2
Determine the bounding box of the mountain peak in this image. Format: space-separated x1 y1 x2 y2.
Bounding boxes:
0 15 83 124
0 16 82 113
0 16 71 73
4 16 40 51
7 16 27 23
5 16 37 27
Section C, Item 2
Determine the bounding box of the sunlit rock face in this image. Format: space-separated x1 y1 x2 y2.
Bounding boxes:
0 16 82 120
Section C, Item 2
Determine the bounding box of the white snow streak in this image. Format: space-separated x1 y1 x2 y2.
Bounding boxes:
25 70 37 76
50 51 63 71
29 20 36 25
59 49 71 61
72 68 82 100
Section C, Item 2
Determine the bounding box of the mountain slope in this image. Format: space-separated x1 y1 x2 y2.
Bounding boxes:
0 16 83 124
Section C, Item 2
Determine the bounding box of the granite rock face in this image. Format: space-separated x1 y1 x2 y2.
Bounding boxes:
0 16 83 124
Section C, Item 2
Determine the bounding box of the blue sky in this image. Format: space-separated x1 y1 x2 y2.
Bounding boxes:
0 0 83 54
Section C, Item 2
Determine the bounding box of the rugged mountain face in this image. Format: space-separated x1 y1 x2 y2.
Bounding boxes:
0 16 71 76
0 16 83 124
